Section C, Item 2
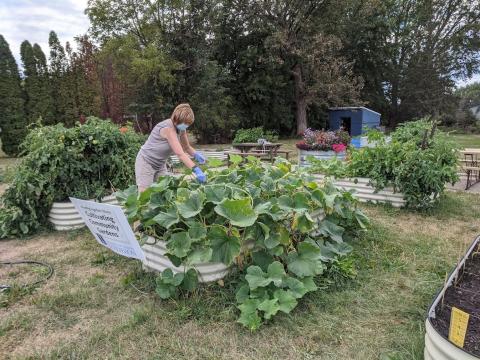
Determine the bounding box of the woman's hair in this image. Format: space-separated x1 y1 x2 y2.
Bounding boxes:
171 103 194 125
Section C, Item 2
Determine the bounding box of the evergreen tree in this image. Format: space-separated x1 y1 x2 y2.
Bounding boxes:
21 41 54 125
0 35 26 155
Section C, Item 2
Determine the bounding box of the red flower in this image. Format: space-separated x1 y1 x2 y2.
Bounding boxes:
332 143 347 153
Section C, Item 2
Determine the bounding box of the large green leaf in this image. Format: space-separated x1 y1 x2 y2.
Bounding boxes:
181 269 198 291
292 212 314 233
187 246 212 264
273 289 297 313
214 197 257 227
245 266 272 290
166 231 192 258
237 298 262 330
204 184 229 204
287 242 324 277
152 207 179 229
318 219 345 243
209 225 241 265
257 298 279 320
175 188 205 218
188 221 207 241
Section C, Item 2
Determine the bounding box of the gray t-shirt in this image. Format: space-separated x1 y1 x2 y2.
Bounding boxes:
139 119 178 170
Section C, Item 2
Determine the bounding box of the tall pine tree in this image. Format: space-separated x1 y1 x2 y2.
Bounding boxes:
0 35 26 155
21 41 54 125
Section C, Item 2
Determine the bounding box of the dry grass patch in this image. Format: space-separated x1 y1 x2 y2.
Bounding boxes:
0 192 479 359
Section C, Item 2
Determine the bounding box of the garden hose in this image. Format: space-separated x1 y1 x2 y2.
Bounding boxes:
0 260 54 291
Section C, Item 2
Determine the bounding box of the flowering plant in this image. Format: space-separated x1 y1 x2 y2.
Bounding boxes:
296 128 350 151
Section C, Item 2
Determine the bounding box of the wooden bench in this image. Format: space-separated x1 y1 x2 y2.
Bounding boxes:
249 149 293 160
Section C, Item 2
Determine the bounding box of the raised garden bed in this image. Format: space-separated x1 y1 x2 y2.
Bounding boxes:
426 235 480 359
142 237 229 283
48 195 121 231
313 174 406 208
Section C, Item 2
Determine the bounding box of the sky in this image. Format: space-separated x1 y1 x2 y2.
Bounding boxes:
0 0 90 66
0 0 478 88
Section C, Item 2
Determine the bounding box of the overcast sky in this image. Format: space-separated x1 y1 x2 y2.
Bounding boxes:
0 0 89 66
0 0 478 87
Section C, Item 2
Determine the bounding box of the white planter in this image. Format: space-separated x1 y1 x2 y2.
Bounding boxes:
48 201 86 231
298 149 346 167
425 236 480 360
142 236 229 283
48 194 120 231
314 174 406 208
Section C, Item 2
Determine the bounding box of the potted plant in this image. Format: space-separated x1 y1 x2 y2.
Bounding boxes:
425 235 480 360
0 118 145 237
296 128 350 167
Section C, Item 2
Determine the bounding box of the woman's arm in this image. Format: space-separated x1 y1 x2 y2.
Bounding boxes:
161 128 196 169
179 131 196 156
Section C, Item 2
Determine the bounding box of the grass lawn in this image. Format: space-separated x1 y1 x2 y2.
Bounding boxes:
2 191 480 359
449 133 480 148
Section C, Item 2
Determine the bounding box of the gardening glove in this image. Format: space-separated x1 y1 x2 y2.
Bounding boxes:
192 166 207 183
193 151 207 164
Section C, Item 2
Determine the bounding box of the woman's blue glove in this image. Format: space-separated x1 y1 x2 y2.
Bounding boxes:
193 151 206 164
192 166 207 183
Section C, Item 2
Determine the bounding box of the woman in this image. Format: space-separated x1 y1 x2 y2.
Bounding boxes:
135 103 207 192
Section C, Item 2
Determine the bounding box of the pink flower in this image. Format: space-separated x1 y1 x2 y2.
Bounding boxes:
332 143 347 153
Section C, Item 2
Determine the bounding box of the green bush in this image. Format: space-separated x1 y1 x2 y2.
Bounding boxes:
233 127 279 143
0 117 145 238
309 119 459 209
117 157 368 330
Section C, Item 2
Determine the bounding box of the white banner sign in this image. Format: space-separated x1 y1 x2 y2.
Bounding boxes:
70 197 145 261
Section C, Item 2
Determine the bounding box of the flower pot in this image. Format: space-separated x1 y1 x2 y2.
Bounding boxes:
48 195 120 231
142 236 229 283
425 236 480 360
298 149 346 167
314 174 406 208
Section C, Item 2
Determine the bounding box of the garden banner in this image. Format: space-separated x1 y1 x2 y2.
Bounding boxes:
70 198 145 261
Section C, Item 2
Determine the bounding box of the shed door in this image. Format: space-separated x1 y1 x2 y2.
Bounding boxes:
340 117 351 135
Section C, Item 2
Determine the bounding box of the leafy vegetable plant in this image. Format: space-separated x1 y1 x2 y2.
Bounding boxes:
0 118 145 238
118 156 368 329
308 118 459 209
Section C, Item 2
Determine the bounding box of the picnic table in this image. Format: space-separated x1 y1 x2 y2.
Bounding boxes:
229 143 291 163
460 148 480 190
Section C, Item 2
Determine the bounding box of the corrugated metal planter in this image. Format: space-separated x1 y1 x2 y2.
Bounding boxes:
425 236 480 360
298 149 346 167
48 194 120 231
314 174 406 208
142 236 229 283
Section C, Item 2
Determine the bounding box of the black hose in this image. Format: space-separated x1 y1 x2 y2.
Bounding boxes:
0 260 54 290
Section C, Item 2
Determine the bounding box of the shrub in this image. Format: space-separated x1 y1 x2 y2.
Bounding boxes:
233 127 279 143
0 117 145 238
117 157 368 330
296 128 350 151
309 119 459 209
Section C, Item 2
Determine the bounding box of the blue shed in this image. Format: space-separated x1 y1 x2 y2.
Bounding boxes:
328 107 381 137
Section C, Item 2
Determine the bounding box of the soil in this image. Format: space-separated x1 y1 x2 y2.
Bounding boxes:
431 247 480 356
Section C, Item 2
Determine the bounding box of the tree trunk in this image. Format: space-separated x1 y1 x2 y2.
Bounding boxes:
292 64 308 135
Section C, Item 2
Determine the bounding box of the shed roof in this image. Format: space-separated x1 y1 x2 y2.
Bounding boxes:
328 106 381 116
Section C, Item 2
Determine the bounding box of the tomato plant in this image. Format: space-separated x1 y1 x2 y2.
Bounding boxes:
309 119 459 209
117 156 368 329
0 118 145 238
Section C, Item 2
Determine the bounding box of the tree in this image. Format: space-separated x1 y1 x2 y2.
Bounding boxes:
21 41 54 125
247 1 363 134
0 35 26 155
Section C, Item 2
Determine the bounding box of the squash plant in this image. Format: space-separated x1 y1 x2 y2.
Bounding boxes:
117 156 368 330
